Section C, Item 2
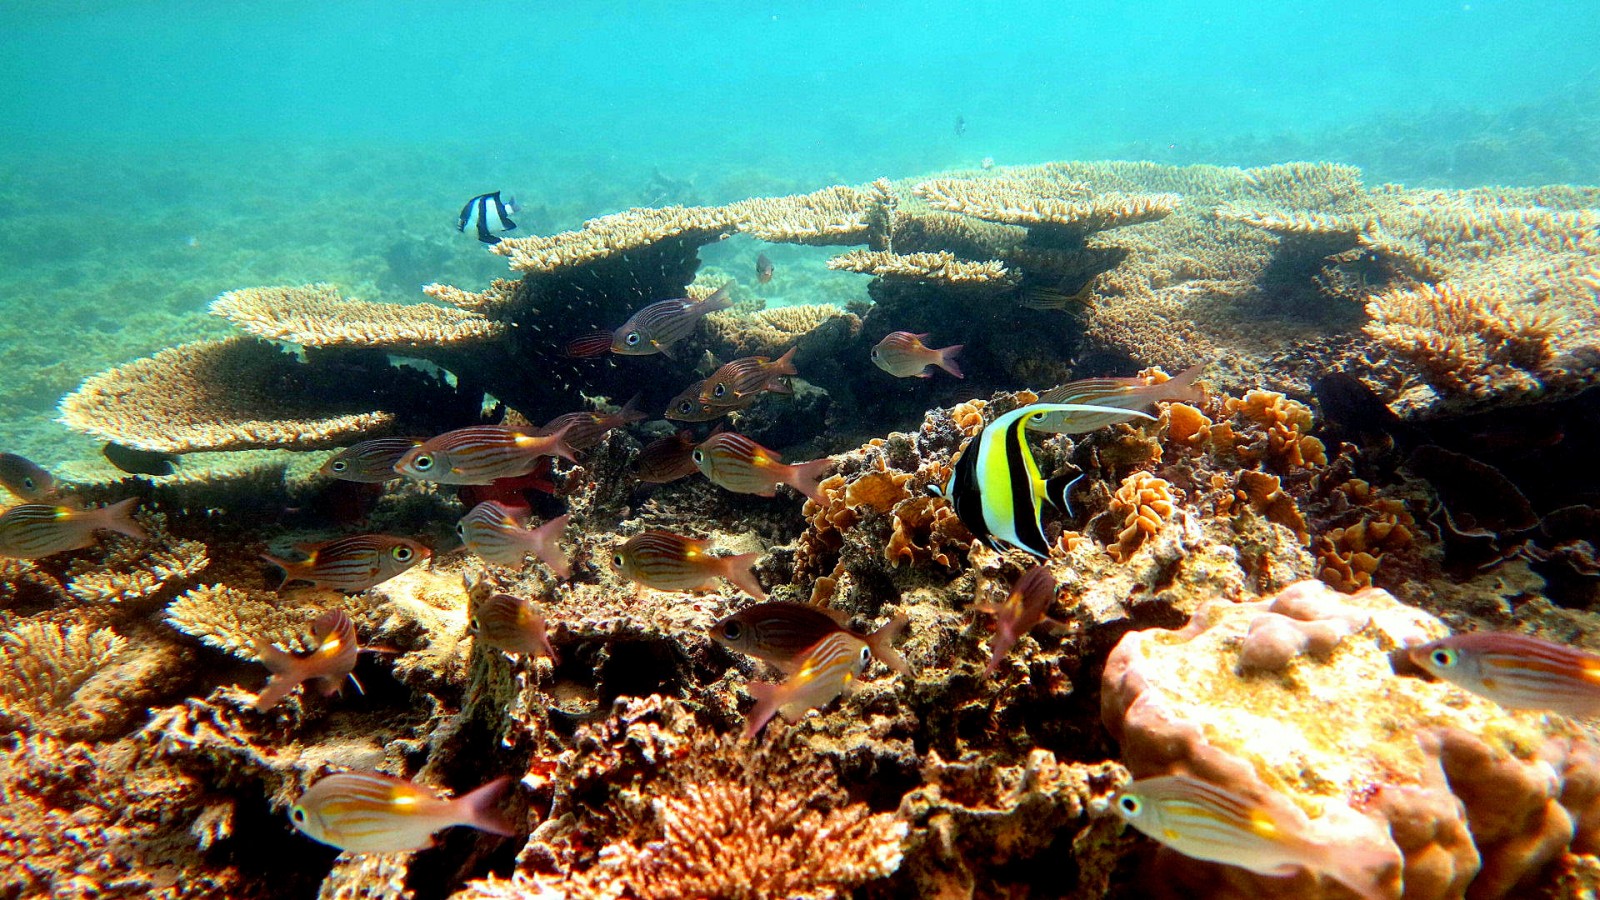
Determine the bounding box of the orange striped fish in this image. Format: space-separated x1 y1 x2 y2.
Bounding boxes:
744 631 872 739
1030 363 1205 434
612 530 765 599
975 565 1068 675
320 438 421 483
634 430 700 483
1410 631 1600 716
289 771 516 853
262 535 429 592
533 395 646 452
666 379 751 422
712 602 910 676
457 502 571 578
692 432 832 502
253 609 360 712
611 284 733 357
1112 775 1396 899
471 593 557 663
698 347 797 404
395 424 577 485
0 498 145 559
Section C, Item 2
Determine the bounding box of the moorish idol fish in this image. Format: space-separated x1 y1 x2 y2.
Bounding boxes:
457 191 519 245
930 402 1155 557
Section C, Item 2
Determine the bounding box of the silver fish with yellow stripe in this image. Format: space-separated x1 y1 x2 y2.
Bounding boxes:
0 498 145 559
262 535 429 592
289 771 516 853
395 424 577 485
692 432 833 502
612 530 765 599
253 609 361 712
1410 631 1600 717
456 502 571 578
931 402 1153 557
744 631 874 739
1112 775 1395 900
470 593 558 663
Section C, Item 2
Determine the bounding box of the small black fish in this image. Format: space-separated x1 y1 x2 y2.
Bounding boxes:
457 191 519 245
103 442 179 476
954 115 966 137
0 452 58 501
1312 373 1418 446
756 253 774 285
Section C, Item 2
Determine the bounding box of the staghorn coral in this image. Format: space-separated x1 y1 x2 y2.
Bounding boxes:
165 584 365 659
58 337 395 453
64 512 208 604
1102 579 1600 900
827 249 1017 286
913 176 1177 236
211 283 504 349
492 204 744 273
704 304 858 358
0 620 127 734
423 277 523 316
734 183 879 246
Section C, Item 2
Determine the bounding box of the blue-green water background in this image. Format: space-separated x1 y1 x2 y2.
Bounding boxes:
2 1 1597 466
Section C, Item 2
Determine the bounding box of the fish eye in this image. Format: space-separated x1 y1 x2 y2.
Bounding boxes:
291 806 307 824
21 477 35 490
858 647 873 666
625 332 641 346
721 621 743 640
331 460 347 472
1430 648 1457 668
469 617 481 633
413 454 434 471
712 384 727 398
678 401 694 413
1117 795 1141 815
612 553 625 568
870 348 879 359
392 546 414 562
692 450 704 463
455 522 466 537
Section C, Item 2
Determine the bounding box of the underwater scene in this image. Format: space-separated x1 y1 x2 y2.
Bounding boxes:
3 1 1600 898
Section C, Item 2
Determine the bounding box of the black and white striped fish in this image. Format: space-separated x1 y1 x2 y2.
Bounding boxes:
457 191 519 245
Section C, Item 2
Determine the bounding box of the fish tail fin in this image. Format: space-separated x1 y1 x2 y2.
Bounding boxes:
617 394 647 424
544 423 579 463
786 457 835 503
718 551 767 600
258 553 300 589
93 497 147 541
744 681 784 739
866 612 912 676
772 346 798 377
531 514 572 579
1313 840 1400 900
1044 472 1083 513
983 638 1012 676
937 345 965 379
456 775 517 837
698 283 734 314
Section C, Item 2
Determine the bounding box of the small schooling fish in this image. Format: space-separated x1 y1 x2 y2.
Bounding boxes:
744 631 874 739
1409 631 1600 717
666 380 747 423
290 771 516 854
0 452 58 501
634 430 701 483
699 347 797 403
0 498 145 559
262 535 430 592
457 502 571 578
395 424 576 485
692 432 832 502
320 438 420 483
975 565 1067 674
954 114 967 137
471 593 557 663
712 602 909 676
931 402 1153 557
1029 363 1205 434
871 332 963 379
102 441 180 476
610 284 733 357
534 396 646 452
612 530 766 599
252 609 360 712
1112 775 1395 900
457 191 518 245
755 252 774 284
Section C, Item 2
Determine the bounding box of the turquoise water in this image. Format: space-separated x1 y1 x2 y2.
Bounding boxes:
1 0 1597 465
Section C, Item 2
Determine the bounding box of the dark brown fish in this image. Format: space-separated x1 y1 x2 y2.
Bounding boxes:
698 347 796 404
0 452 58 501
534 396 646 451
471 593 558 662
712 602 910 675
756 253 774 285
252 609 360 711
635 431 700 483
320 438 421 483
666 380 750 422
103 442 179 476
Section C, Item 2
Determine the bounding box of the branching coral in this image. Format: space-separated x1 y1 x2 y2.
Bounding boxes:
1364 282 1567 398
211 283 504 349
0 620 128 734
58 337 395 453
827 249 1017 286
913 176 1176 236
734 184 879 246
63 513 208 604
704 304 858 358
493 204 744 273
